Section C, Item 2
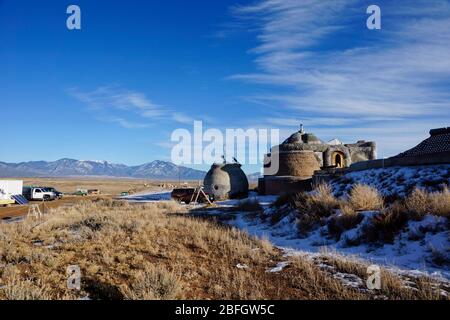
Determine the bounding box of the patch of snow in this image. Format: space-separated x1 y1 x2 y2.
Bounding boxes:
121 191 172 202
267 261 290 273
219 202 450 280
332 165 450 198
332 272 364 288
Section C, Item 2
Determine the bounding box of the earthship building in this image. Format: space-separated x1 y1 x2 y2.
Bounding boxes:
259 126 377 195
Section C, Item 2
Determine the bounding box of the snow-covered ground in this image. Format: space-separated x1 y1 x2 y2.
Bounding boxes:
225 199 449 281
119 190 172 202
124 189 448 281
123 165 449 282
331 165 450 198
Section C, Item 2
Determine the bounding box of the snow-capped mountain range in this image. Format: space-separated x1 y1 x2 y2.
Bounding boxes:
0 158 206 180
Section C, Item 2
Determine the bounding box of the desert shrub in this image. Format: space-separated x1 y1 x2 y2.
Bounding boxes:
155 200 184 212
405 188 450 218
348 184 383 211
123 266 181 300
362 203 409 243
327 204 363 240
236 198 262 212
296 213 320 236
3 278 52 300
290 185 339 236
301 184 339 217
431 188 450 217
405 188 429 219
93 198 129 208
290 185 340 236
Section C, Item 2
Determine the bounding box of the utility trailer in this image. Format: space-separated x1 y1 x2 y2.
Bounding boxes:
0 180 24 206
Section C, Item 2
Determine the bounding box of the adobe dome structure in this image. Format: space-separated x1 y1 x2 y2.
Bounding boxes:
204 162 249 200
259 125 377 195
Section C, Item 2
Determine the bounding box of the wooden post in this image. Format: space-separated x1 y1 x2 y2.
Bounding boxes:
200 188 213 205
194 188 201 203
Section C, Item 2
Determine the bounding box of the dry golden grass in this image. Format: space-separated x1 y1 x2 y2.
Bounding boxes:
349 184 384 211
339 203 358 217
296 184 340 218
19 177 182 195
316 253 445 300
2 277 53 300
337 204 362 229
0 199 445 300
309 184 340 215
405 187 450 218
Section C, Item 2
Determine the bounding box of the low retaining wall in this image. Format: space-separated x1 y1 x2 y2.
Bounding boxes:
259 176 312 195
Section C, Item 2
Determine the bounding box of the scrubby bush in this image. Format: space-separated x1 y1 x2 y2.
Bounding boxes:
349 184 384 211
301 184 340 217
3 278 52 300
122 266 181 300
363 202 409 244
405 188 450 218
291 184 340 236
327 204 363 240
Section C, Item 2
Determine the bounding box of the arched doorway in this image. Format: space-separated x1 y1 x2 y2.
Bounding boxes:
332 151 345 168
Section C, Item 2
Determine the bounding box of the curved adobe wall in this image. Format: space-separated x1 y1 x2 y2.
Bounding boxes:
204 163 249 200
265 150 320 177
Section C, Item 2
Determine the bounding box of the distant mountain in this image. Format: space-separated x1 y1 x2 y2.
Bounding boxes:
0 158 206 180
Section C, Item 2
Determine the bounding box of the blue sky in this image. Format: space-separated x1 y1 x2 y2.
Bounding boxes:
1 0 449 173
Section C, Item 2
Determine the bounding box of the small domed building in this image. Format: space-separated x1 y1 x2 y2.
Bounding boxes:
259 126 377 195
204 162 249 200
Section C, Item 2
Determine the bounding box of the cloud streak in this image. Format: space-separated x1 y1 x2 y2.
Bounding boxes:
229 0 450 156
67 86 199 129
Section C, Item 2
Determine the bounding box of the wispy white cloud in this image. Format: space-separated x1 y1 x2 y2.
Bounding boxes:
171 112 194 125
107 118 149 129
67 86 200 128
228 0 450 155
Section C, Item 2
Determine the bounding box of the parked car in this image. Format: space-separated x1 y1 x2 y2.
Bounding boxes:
88 189 100 195
22 186 57 201
74 189 88 196
43 187 64 199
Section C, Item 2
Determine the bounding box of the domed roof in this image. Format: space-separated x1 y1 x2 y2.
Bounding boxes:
283 131 303 144
203 162 249 200
282 130 323 146
302 133 323 145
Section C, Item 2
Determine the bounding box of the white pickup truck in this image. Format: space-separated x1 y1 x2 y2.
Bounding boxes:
23 187 57 201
